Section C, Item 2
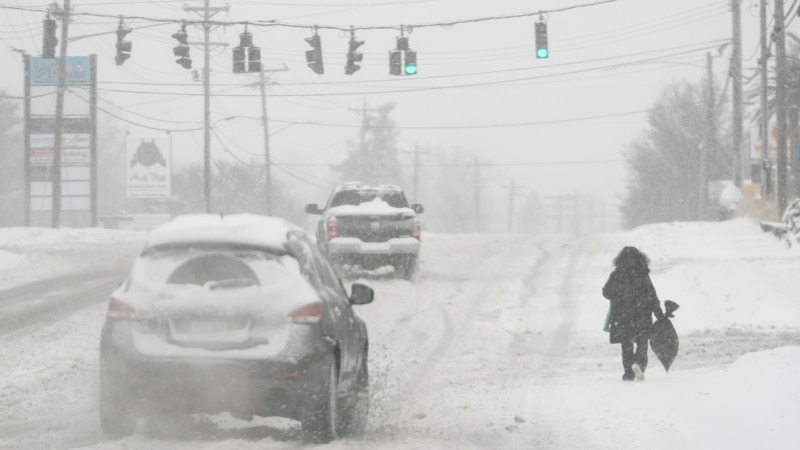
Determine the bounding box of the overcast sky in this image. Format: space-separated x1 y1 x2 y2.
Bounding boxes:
0 0 791 228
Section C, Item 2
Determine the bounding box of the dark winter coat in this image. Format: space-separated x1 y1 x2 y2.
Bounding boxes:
602 247 665 344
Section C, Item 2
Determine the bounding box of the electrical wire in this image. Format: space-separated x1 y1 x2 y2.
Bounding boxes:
91 42 728 98
265 109 649 130
0 0 619 31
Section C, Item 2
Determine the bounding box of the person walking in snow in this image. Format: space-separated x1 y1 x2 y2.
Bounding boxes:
602 246 665 381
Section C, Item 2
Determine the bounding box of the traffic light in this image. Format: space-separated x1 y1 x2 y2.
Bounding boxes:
232 29 261 73
115 20 132 66
404 50 417 75
172 24 191 69
305 34 323 74
389 50 401 75
396 36 408 51
248 46 261 73
345 35 364 75
535 21 548 59
233 46 245 73
42 15 58 58
390 35 416 76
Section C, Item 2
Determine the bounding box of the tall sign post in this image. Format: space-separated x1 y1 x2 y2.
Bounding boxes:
24 55 97 227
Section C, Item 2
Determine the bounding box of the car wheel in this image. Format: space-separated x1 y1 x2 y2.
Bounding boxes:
395 255 417 280
99 368 137 439
338 354 369 436
301 362 338 443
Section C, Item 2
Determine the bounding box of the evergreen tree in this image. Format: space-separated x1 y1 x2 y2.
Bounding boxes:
620 80 731 228
336 102 404 185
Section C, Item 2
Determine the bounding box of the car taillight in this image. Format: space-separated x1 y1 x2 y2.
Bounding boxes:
288 301 323 324
107 297 135 319
412 217 421 239
327 218 337 238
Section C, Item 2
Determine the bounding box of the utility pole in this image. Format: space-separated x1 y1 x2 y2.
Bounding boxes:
731 0 744 188
255 64 287 216
403 144 429 203
202 1 210 213
51 0 71 228
348 98 376 152
184 0 229 213
701 52 716 220
790 106 800 197
775 0 788 216
759 0 771 199
474 158 482 233
502 179 524 233
259 68 272 215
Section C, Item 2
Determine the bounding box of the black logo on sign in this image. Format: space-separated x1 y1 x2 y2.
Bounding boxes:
130 139 167 168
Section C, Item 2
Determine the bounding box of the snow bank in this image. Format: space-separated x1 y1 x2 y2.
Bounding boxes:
0 227 148 249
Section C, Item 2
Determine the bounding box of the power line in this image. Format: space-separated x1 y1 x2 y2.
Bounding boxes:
0 0 618 31
89 40 726 99
273 159 624 168
267 109 649 130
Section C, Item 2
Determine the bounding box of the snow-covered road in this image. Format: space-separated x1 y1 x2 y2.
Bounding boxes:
1 221 799 449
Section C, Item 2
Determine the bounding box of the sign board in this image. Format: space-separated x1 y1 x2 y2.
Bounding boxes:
30 86 91 116
24 54 96 227
126 135 172 199
29 133 91 165
750 122 792 159
30 56 91 85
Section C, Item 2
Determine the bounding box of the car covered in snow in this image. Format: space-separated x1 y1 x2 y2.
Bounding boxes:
305 182 424 279
99 214 374 442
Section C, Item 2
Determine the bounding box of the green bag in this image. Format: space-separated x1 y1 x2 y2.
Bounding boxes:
603 306 611 332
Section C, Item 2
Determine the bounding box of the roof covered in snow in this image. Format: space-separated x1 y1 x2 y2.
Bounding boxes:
145 214 302 250
330 197 415 216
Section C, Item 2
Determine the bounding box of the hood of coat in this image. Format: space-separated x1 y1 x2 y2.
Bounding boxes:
612 246 650 273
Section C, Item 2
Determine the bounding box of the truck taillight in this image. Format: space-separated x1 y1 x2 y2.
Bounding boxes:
107 297 135 319
289 301 323 324
327 218 337 238
412 217 421 239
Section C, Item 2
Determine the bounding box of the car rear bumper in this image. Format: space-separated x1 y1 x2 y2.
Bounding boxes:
100 322 332 419
327 236 420 255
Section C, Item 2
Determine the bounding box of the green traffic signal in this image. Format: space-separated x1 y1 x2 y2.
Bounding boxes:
535 21 548 59
404 50 417 75
536 47 549 59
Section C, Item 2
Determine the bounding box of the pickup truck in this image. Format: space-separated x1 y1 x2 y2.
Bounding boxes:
305 183 424 279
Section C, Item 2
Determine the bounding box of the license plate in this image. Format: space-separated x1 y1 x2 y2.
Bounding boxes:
190 319 228 336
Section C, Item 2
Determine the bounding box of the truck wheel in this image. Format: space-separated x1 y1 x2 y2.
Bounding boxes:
395 256 417 280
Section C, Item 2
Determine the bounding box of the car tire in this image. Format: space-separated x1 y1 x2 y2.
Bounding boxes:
338 354 369 437
99 368 137 440
395 255 417 280
301 362 339 443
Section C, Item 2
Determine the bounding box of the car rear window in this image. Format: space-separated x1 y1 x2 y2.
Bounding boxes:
129 247 300 290
330 189 408 208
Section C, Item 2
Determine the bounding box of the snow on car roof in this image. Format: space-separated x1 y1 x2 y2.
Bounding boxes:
145 214 300 250
335 182 402 192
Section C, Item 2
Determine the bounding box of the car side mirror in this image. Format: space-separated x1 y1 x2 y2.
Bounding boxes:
411 203 424 214
349 281 374 305
305 203 322 215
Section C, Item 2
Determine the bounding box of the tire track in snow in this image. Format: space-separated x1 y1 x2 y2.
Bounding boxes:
363 235 546 449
